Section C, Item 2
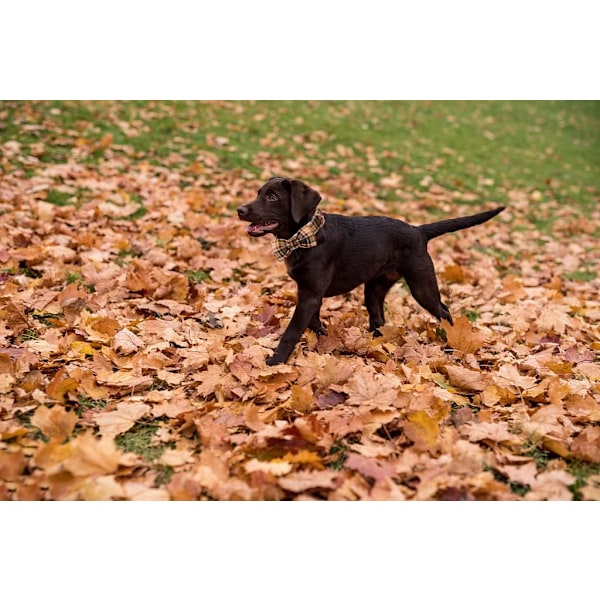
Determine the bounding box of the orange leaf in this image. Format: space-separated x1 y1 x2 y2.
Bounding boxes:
46 367 79 402
444 315 488 354
63 430 121 476
404 410 439 451
31 404 77 441
442 264 465 283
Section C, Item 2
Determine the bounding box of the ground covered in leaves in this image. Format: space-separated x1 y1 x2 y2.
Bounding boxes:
1 101 599 500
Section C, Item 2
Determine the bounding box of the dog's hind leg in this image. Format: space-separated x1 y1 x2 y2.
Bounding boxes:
307 306 326 336
403 259 453 325
364 274 398 335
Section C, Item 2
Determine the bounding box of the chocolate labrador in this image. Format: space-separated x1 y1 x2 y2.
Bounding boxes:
238 177 504 365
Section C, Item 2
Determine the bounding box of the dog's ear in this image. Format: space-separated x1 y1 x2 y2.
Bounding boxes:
289 179 321 223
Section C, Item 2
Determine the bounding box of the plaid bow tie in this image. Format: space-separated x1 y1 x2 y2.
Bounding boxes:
271 209 325 261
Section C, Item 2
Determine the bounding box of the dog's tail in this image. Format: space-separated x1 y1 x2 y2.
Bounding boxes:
419 207 505 241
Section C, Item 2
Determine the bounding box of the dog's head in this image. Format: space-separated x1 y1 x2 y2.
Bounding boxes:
237 177 322 239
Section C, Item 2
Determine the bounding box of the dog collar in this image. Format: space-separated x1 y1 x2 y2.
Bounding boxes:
271 209 325 261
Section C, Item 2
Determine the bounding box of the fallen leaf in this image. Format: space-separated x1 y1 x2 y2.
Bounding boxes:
278 469 340 493
113 328 145 354
93 402 151 438
525 470 575 501
570 426 600 462
31 404 78 441
444 315 488 354
63 430 121 476
404 410 440 451
345 453 395 482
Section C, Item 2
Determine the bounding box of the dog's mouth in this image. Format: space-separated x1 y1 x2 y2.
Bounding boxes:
247 222 279 237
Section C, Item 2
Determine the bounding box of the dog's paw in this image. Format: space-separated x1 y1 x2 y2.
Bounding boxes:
372 329 383 338
266 355 281 366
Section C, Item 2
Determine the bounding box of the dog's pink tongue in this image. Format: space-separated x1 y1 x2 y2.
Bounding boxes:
248 222 277 235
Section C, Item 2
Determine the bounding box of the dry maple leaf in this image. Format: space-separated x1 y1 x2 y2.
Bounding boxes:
30 404 78 442
278 469 340 493
244 458 293 476
113 328 145 354
344 453 395 482
493 363 537 391
525 470 576 501
462 421 520 445
95 370 153 389
404 410 440 451
62 430 121 477
445 364 487 392
536 305 573 335
570 426 600 463
444 314 488 354
79 475 125 501
46 367 79 402
93 402 151 439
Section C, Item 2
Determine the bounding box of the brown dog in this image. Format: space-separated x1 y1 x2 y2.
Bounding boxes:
238 177 505 365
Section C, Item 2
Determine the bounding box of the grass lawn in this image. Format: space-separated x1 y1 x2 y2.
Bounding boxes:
2 100 598 218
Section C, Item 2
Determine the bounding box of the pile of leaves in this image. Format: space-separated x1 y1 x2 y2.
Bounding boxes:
1 101 599 500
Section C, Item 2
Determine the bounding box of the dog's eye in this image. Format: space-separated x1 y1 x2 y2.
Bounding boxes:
266 193 278 202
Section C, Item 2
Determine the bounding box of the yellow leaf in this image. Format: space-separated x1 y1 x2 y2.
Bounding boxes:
46 367 79 402
80 475 124 501
404 410 439 451
283 450 323 467
71 340 95 359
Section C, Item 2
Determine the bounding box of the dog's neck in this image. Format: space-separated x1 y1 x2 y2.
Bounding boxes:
271 210 325 261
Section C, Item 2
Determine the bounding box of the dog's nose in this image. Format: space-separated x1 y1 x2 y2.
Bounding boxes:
237 205 249 218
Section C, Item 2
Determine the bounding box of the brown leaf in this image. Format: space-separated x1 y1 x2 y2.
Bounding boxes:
315 389 347 409
80 475 124 500
404 410 440 451
442 264 465 283
462 421 520 445
93 402 151 439
445 364 487 392
63 431 121 476
579 475 600 501
444 315 488 354
95 370 153 389
278 469 340 493
0 449 26 480
46 367 79 402
113 328 145 354
492 363 537 391
345 453 395 482
31 404 77 441
525 470 575 501
570 426 600 463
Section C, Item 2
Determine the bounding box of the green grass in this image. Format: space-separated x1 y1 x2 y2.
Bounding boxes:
567 460 600 500
45 189 74 206
75 395 108 417
1 100 598 227
187 269 211 284
20 328 39 341
115 419 172 462
566 269 597 282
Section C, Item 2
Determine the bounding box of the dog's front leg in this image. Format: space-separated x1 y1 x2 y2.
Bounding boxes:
267 291 323 365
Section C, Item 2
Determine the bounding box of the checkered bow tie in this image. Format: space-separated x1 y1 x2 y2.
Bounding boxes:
271 209 325 261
